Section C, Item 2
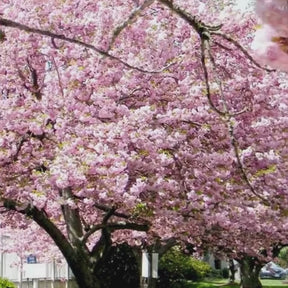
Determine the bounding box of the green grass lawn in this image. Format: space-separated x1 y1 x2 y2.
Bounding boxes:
187 279 288 288
261 279 288 287
188 279 238 288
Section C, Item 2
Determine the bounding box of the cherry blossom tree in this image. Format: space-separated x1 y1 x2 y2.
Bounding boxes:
194 2 288 287
0 1 288 288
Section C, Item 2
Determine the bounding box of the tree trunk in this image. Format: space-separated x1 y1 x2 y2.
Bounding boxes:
148 278 157 288
239 257 262 288
229 259 236 283
145 238 177 288
72 268 101 288
3 196 151 288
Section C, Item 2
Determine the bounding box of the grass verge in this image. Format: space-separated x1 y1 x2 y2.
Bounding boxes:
187 279 288 288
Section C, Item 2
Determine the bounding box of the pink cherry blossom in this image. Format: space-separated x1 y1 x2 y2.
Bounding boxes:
255 0 288 36
0 1 288 287
251 24 288 71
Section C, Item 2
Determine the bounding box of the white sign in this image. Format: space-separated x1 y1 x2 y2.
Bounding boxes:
141 252 159 278
141 252 149 278
152 253 158 278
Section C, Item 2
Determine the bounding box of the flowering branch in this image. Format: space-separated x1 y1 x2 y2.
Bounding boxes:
228 119 270 205
108 0 155 50
0 17 170 74
211 31 276 72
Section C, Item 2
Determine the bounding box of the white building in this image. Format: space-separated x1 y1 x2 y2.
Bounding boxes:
0 236 77 288
203 253 241 281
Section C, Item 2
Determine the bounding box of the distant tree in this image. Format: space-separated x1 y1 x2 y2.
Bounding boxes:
276 247 288 268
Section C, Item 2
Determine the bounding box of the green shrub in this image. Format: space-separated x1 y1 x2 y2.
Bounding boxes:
158 247 211 288
207 268 223 279
189 257 212 280
277 247 288 268
169 279 192 288
0 278 16 288
207 267 230 280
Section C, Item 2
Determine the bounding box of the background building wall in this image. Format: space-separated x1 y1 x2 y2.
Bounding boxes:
0 250 76 288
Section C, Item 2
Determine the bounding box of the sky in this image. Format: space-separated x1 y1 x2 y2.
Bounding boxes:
233 0 253 11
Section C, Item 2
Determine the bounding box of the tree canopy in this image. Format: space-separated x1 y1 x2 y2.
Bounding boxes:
1 1 288 288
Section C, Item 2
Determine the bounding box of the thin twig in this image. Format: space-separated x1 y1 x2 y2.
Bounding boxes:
108 0 155 50
200 37 226 116
49 55 65 98
228 119 270 205
211 31 275 72
202 36 250 117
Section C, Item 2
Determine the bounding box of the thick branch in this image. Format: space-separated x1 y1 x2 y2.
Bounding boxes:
107 221 150 232
2 199 78 264
59 187 84 245
2 198 99 287
156 237 178 257
158 0 222 33
88 219 150 263
159 2 226 116
83 219 150 244
0 18 168 74
93 202 130 219
83 206 116 255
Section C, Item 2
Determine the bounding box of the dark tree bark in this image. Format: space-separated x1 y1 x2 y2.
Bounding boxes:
3 198 150 288
229 259 236 283
239 256 263 288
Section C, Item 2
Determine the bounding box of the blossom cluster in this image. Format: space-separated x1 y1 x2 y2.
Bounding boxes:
252 0 288 71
